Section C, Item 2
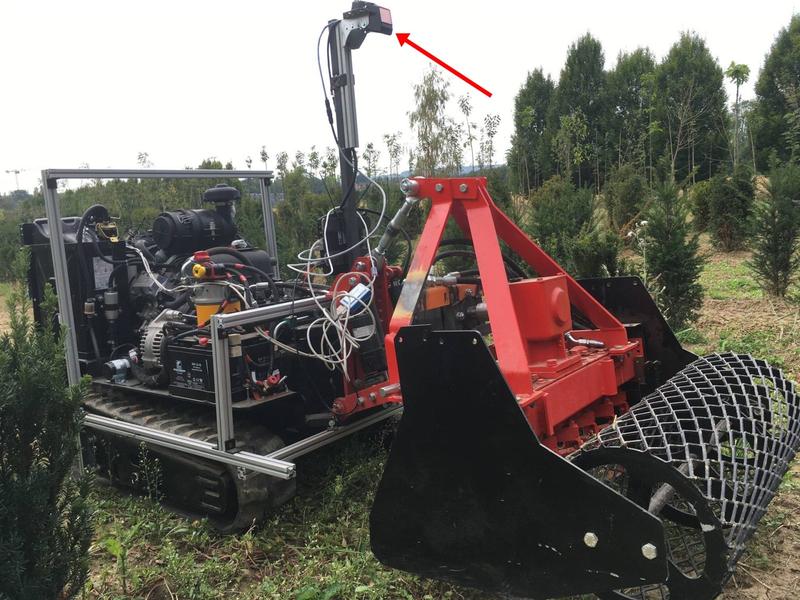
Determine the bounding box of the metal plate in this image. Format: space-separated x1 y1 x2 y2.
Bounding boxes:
370 325 668 598
578 276 696 384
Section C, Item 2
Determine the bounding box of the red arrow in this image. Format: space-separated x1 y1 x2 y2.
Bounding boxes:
396 33 492 98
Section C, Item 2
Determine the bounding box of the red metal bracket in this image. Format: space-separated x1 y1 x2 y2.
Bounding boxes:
385 177 639 445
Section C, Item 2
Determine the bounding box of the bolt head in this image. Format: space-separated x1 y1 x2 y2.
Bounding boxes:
458 183 468 193
641 543 658 560
400 178 420 196
455 311 465 320
435 183 444 192
348 276 357 286
583 532 599 548
355 261 366 271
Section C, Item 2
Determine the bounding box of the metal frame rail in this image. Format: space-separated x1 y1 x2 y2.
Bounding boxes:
42 168 401 478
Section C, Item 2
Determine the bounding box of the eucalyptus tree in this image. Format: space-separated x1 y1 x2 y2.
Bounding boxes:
726 62 750 166
509 69 556 193
408 68 452 176
606 48 656 176
553 33 607 189
754 15 800 166
652 32 728 183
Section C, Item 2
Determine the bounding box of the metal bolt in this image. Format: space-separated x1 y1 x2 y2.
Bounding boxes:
583 532 598 548
348 276 357 286
369 392 377 403
455 311 465 320
458 183 468 193
400 178 420 196
355 261 366 271
641 543 658 560
435 183 444 192
357 396 364 406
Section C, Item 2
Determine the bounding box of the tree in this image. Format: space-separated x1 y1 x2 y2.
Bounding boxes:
553 33 607 189
748 163 800 296
0 272 93 598
482 114 501 170
754 16 800 168
276 152 289 181
552 110 589 184
652 32 728 184
408 68 452 176
527 175 593 271
688 179 713 231
260 146 270 170
509 69 556 193
639 183 704 330
457 95 476 173
361 142 381 178
136 152 152 168
604 164 648 231
707 164 754 251
726 62 750 166
606 49 656 175
570 225 622 278
383 132 403 179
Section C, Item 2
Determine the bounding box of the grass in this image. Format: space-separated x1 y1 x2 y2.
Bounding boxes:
86 429 481 599
699 253 762 301
10 244 796 599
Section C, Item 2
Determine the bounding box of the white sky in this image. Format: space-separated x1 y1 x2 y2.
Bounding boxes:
1 0 797 193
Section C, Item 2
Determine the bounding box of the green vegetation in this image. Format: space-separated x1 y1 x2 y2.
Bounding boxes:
85 429 480 600
527 175 592 263
74 237 800 599
707 164 754 251
749 163 800 297
0 266 93 599
639 184 704 331
754 15 800 168
604 164 648 232
4 13 800 598
700 255 761 300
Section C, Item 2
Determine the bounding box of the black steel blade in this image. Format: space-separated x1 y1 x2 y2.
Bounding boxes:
370 325 668 599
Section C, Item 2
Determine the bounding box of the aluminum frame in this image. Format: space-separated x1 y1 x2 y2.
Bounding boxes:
41 168 276 386
41 168 399 480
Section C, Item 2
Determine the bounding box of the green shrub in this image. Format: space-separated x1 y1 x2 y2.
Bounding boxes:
528 175 593 271
0 265 93 599
570 225 622 278
688 179 713 231
603 164 647 231
708 164 755 251
748 163 800 296
640 183 705 330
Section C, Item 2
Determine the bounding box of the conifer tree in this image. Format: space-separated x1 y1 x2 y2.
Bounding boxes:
748 163 800 296
640 183 705 330
708 164 754 251
0 258 93 599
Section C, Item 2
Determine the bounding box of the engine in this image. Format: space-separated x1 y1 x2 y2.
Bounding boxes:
22 183 363 427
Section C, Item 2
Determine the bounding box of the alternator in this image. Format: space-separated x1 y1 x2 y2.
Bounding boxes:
140 309 183 371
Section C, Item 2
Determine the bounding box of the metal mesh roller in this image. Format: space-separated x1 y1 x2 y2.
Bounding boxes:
574 353 800 599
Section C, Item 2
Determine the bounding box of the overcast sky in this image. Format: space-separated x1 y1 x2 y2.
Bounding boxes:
1 0 797 193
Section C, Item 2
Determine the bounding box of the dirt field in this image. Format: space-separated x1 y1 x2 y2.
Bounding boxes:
2 246 799 599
